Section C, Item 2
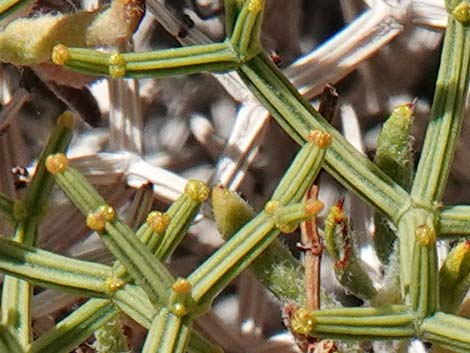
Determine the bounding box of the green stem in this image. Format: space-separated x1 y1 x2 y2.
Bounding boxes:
154 186 206 261
1 221 36 346
438 206 470 237
324 205 377 300
421 311 470 352
60 42 240 78
229 0 264 58
189 212 277 308
374 104 415 190
112 284 157 328
310 306 415 340
1 112 73 348
410 242 438 319
1 275 31 347
398 209 438 315
142 308 191 353
124 42 238 70
23 112 74 218
30 300 117 353
0 237 111 296
270 137 328 205
411 18 470 204
186 331 224 353
52 167 103 214
112 183 205 301
223 0 244 37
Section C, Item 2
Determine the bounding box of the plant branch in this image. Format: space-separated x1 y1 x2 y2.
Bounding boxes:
237 52 410 223
1 112 73 348
30 300 117 353
298 305 415 340
47 157 175 303
53 41 240 78
0 237 111 296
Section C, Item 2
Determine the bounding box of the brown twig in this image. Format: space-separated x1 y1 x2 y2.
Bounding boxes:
299 185 322 311
299 84 339 311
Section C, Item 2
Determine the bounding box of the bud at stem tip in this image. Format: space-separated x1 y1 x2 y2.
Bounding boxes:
52 44 70 65
247 0 263 12
146 211 170 233
172 278 192 294
45 153 69 175
291 308 317 335
57 111 75 129
185 180 209 202
87 205 116 231
308 130 332 148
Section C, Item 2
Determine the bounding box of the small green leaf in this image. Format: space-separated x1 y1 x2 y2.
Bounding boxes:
212 185 255 239
440 240 470 313
374 104 414 264
375 104 414 190
212 186 307 303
